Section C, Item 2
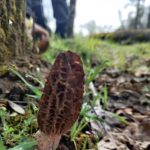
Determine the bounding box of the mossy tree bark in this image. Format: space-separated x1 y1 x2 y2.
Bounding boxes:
0 0 28 64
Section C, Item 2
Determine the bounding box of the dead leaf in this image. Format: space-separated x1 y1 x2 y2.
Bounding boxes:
135 66 150 77
98 132 150 150
8 100 25 115
116 108 133 116
97 133 129 150
145 93 150 98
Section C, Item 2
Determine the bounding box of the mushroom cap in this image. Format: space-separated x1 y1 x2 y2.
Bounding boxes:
38 51 84 135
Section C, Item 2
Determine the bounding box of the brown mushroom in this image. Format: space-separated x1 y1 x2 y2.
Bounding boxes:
35 51 84 150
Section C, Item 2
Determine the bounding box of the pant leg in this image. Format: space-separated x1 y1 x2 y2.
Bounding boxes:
30 0 51 33
26 0 32 18
51 0 69 38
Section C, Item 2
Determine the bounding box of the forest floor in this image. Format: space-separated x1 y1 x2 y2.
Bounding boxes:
0 37 150 150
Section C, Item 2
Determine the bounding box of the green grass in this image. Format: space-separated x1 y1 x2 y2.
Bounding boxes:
43 36 107 65
96 41 150 71
0 104 37 148
43 36 150 72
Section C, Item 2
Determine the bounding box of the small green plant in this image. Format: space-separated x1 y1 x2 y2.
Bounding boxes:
0 102 38 148
100 85 108 110
81 137 88 150
70 118 88 141
113 114 128 125
8 139 36 150
10 68 42 100
70 83 108 149
0 135 5 150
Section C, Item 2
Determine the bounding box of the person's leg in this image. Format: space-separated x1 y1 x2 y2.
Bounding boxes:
51 0 69 38
26 0 32 18
31 0 51 33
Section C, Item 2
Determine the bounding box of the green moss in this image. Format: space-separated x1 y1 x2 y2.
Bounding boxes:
0 65 9 76
0 44 11 62
15 0 25 22
6 0 16 22
0 28 6 41
0 1 10 32
0 0 30 64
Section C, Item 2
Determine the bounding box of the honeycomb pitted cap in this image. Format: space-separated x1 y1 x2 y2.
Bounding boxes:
36 51 84 150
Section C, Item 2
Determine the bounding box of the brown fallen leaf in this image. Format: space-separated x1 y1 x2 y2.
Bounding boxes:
8 100 25 115
116 108 133 116
145 93 150 99
135 66 150 77
98 132 150 150
0 99 7 107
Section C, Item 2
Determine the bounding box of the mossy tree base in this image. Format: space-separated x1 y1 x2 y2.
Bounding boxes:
0 0 29 64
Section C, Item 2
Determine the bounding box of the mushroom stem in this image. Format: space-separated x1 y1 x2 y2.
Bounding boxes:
35 130 61 150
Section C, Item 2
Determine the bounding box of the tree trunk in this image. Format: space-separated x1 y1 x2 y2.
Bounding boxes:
0 0 28 64
147 6 150 28
67 0 76 38
134 0 141 29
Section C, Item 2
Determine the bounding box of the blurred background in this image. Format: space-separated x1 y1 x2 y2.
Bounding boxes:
43 0 150 35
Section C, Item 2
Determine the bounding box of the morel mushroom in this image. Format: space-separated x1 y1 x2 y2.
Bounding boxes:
35 51 84 150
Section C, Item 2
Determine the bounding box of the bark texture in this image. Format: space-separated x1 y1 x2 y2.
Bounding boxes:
0 0 28 64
